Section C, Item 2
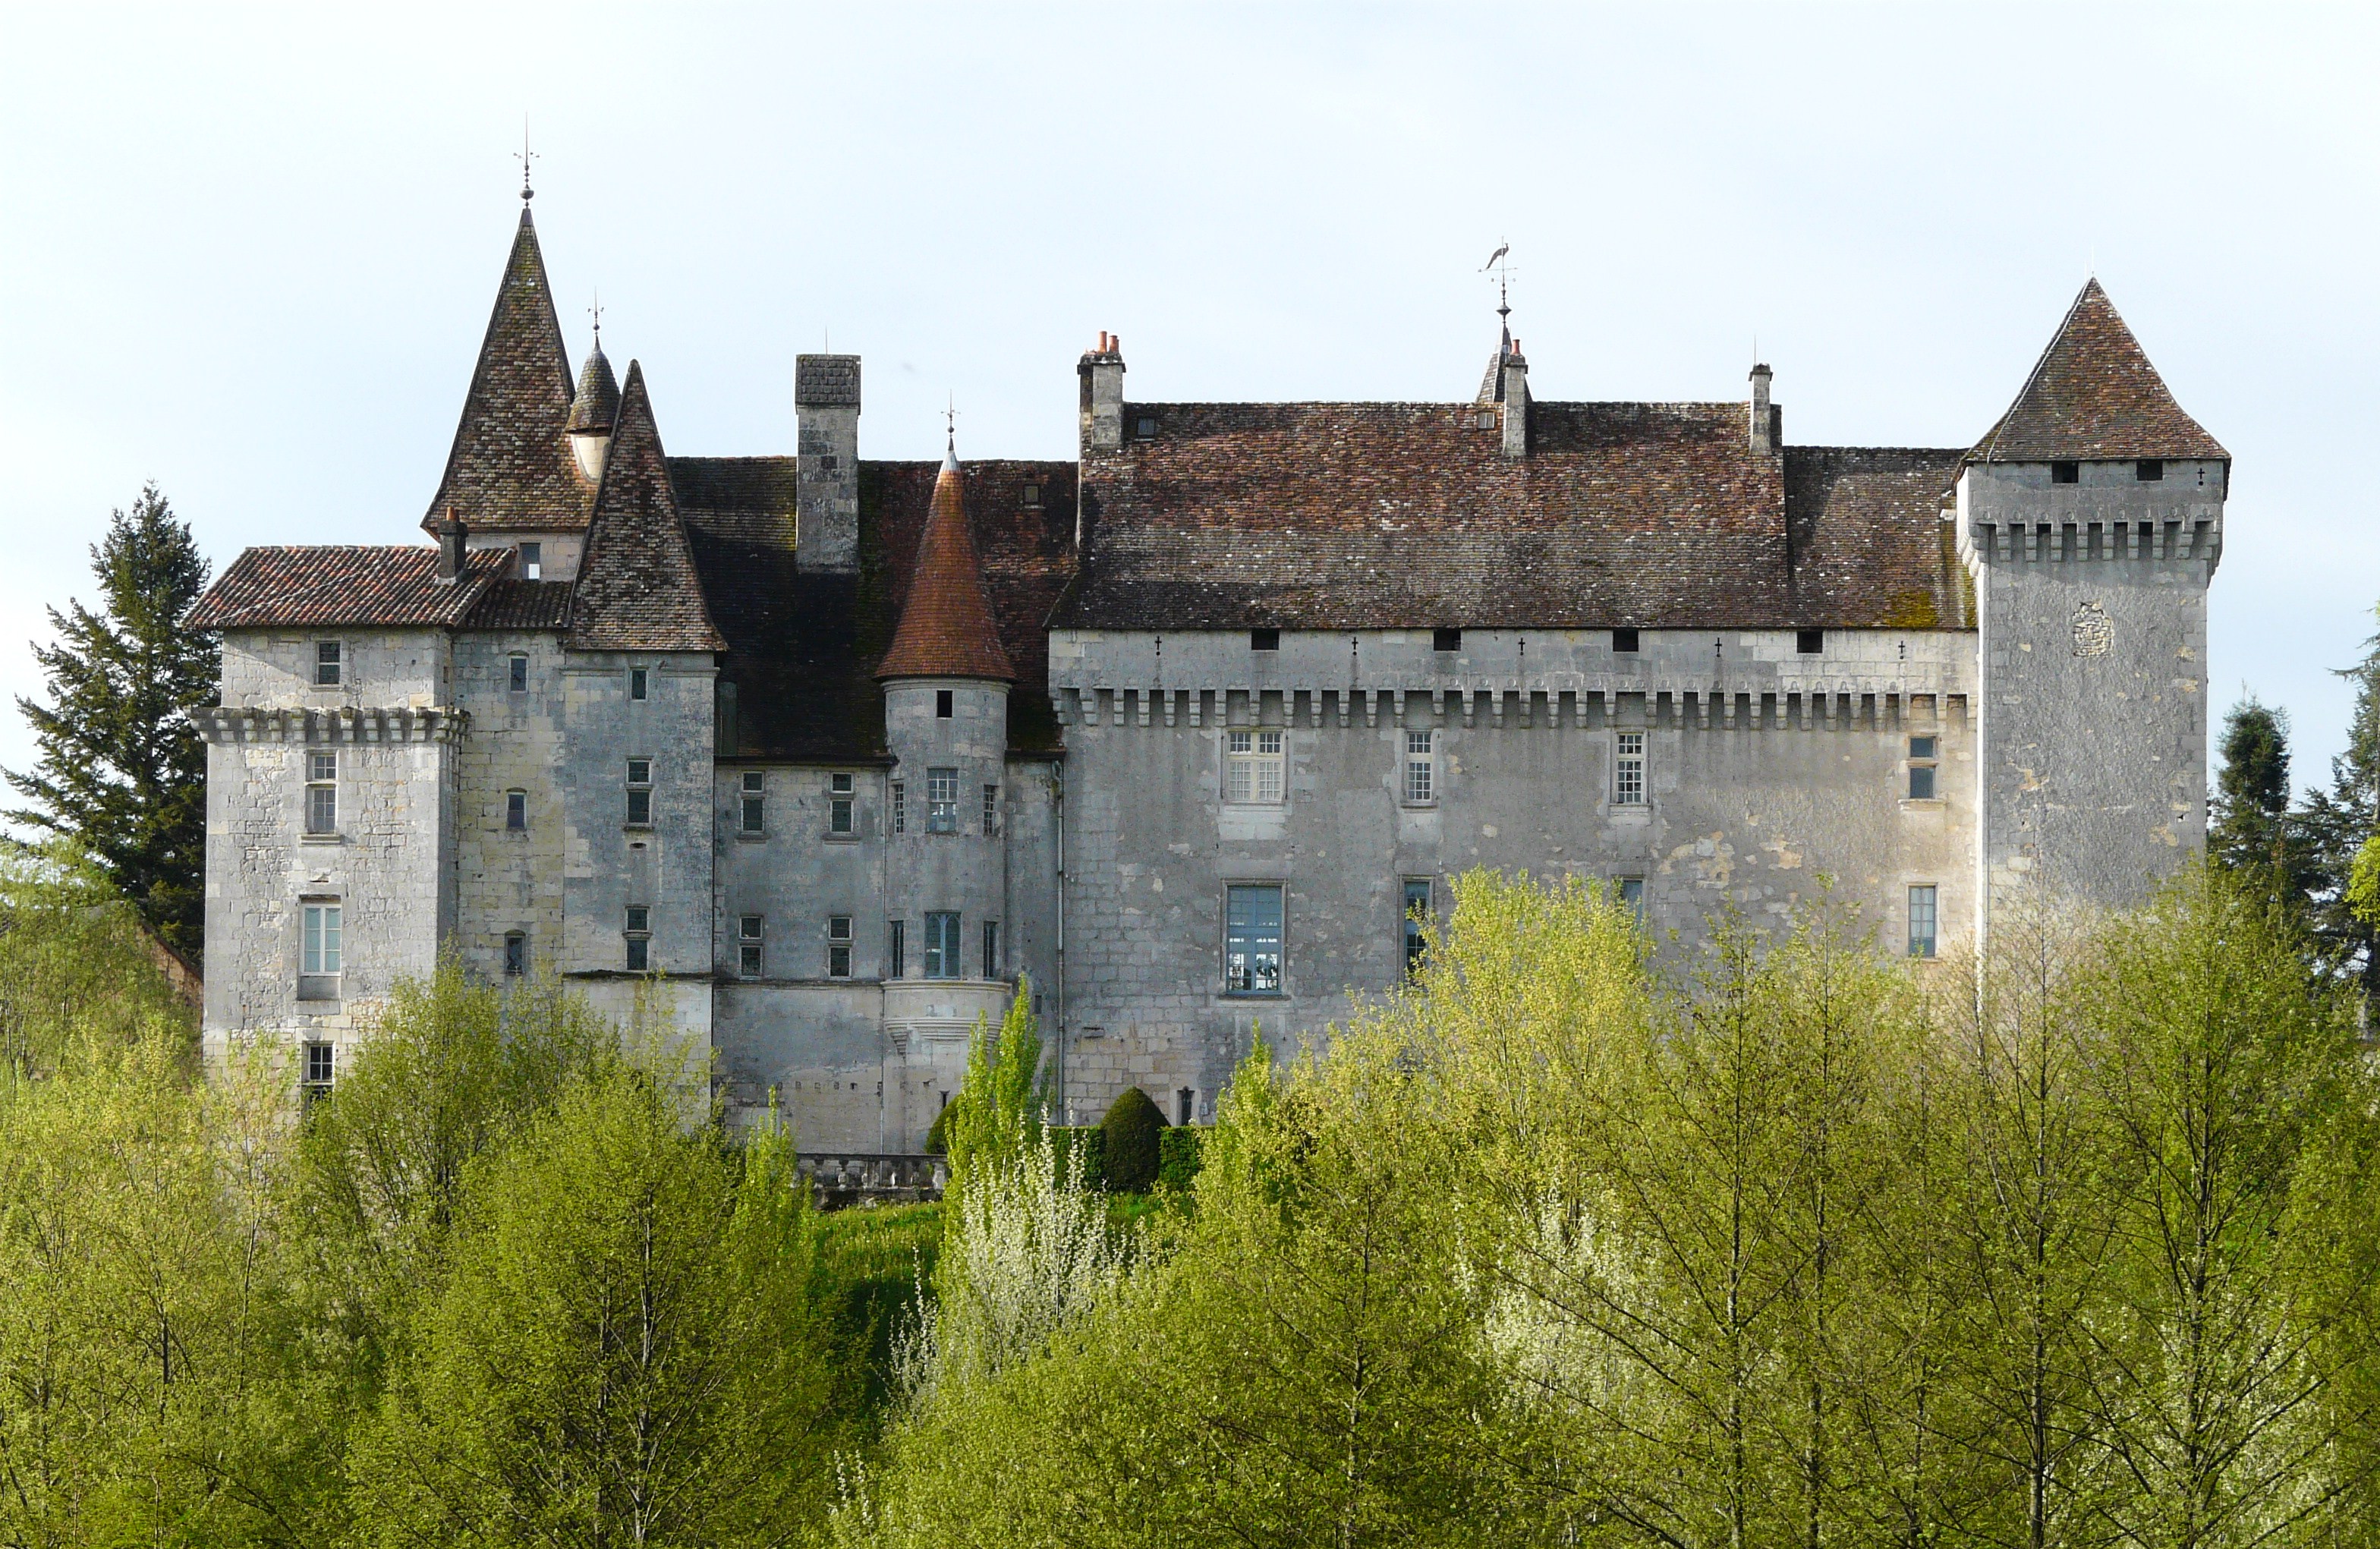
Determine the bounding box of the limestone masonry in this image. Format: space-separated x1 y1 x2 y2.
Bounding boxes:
186 204 2230 1147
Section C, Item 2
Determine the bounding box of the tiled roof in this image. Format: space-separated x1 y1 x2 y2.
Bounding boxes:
465 578 575 629
876 452 1017 682
676 456 1075 760
185 546 507 630
1784 448 1969 630
568 362 726 653
568 345 619 434
1053 399 1807 631
1972 279 2227 463
420 211 593 535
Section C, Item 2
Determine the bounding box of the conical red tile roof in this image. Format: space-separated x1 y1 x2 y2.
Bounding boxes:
877 447 1015 682
1972 279 2226 463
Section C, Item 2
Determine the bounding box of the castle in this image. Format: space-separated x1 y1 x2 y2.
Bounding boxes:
187 200 2228 1148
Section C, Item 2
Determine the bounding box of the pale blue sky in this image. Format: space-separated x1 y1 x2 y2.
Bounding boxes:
2 4 2372 796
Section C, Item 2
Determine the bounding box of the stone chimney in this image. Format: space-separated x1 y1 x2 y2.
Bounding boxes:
1078 332 1126 457
1749 363 1776 454
435 509 468 583
795 354 861 575
1500 342 1529 458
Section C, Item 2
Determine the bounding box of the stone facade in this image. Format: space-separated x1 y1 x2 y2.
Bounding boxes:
185 217 2228 1149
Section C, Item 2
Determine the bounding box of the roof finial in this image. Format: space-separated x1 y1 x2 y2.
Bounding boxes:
1481 239 1514 353
515 117 537 203
943 395 959 470
589 289 603 348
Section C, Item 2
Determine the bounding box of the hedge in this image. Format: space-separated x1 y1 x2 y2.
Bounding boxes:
1157 1126 1204 1191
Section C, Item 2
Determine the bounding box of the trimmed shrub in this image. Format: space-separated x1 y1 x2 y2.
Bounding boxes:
1157 1126 1205 1192
1098 1087 1164 1194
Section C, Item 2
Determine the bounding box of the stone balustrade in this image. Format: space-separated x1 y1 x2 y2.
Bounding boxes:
797 1151 946 1211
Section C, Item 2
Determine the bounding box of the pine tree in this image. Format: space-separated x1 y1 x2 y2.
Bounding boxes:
2210 697 2315 928
2300 609 2380 995
4 485 216 957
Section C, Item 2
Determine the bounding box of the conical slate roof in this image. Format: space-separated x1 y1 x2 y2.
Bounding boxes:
568 343 619 433
569 361 726 653
876 442 1015 682
1972 279 2227 463
421 209 587 533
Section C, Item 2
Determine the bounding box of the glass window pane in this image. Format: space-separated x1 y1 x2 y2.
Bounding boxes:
1226 884 1283 993
1909 764 1937 801
1907 885 1938 959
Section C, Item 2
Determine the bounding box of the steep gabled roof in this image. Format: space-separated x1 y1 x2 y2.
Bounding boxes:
420 210 590 534
875 447 1016 682
568 361 726 653
185 546 506 630
1972 279 2227 463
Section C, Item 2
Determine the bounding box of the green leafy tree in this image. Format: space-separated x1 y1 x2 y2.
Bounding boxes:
940 983 1045 1206
2210 697 2315 927
4 485 216 958
0 842 195 1080
2301 609 2380 994
348 1063 839 1549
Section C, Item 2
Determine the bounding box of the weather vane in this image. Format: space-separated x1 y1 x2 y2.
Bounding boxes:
1481 240 1516 348
589 290 603 346
945 394 959 453
515 118 538 203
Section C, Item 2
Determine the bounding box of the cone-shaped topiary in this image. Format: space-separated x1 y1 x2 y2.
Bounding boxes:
1098 1086 1164 1194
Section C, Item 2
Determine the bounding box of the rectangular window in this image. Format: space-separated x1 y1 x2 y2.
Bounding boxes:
981 919 1000 978
1403 877 1431 979
1796 628 1825 655
508 652 529 691
1226 884 1284 995
505 789 527 831
503 931 526 977
304 750 337 834
740 770 766 834
301 1041 335 1104
519 540 542 579
924 911 961 979
1022 481 1043 508
1249 628 1280 651
314 641 342 686
625 760 653 826
1908 886 1938 959
828 915 853 978
890 781 906 835
630 666 649 701
927 767 960 833
738 915 764 978
2051 460 2079 484
1907 735 1939 801
936 689 953 718
1433 628 1462 653
1404 729 1435 804
886 918 905 978
1611 628 1639 653
1613 732 1645 806
1618 877 1646 915
830 772 854 835
302 902 342 975
625 906 650 973
982 783 1000 836
2136 458 2164 483
1177 1087 1195 1126
1226 729 1285 804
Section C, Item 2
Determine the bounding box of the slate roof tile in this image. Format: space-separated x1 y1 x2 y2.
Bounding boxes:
1972 279 2227 463
568 362 726 653
465 578 575 629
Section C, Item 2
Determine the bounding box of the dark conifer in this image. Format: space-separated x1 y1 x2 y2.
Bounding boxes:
2209 697 2315 929
2300 612 2380 995
5 485 216 957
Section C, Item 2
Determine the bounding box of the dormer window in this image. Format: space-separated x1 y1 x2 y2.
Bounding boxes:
519 541 543 580
1021 481 1043 508
1135 416 1158 439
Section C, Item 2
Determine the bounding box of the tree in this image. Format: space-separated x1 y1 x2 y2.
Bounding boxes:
2301 608 2380 996
5 485 216 958
2209 697 2314 927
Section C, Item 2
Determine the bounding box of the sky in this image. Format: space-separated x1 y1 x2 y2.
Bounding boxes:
0 3 2373 801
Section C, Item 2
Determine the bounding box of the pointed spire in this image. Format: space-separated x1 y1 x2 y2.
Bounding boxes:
570 361 726 653
1972 278 2227 462
422 209 584 532
568 339 619 434
877 439 1015 683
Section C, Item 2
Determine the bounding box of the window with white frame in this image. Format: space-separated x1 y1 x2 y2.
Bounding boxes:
890 781 905 835
508 652 528 691
519 541 543 580
738 915 765 978
503 930 527 977
505 789 527 831
1907 886 1938 959
625 760 653 825
301 902 342 976
1906 735 1939 801
981 918 1000 978
924 911 961 979
830 773 855 835
314 641 342 686
625 905 650 971
1613 732 1645 806
1225 883 1283 994
629 666 649 702
982 783 1000 836
304 751 337 834
927 768 959 833
301 1041 335 1105
827 916 853 978
740 771 765 834
886 918 905 978
1226 729 1285 804
1404 729 1436 804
